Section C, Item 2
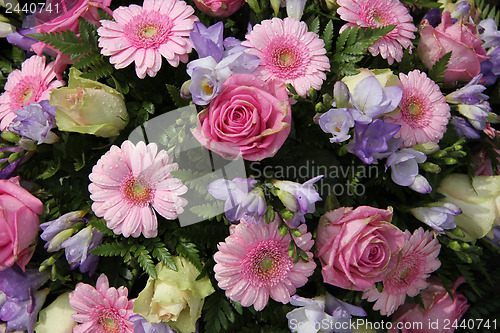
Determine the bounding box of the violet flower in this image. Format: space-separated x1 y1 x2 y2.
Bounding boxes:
451 1 471 19
446 75 489 105
286 293 366 333
422 8 442 28
346 119 402 164
411 202 462 232
386 148 431 193
457 102 491 130
479 19 500 50
348 75 402 124
319 108 354 143
273 176 323 227
451 116 481 139
0 145 24 179
8 101 58 144
208 178 267 224
61 225 104 276
190 21 224 62
39 210 87 252
0 265 50 333
130 314 177 333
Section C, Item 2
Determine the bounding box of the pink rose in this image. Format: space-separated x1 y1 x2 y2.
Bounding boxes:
315 206 405 291
192 74 291 161
0 177 43 271
191 0 245 18
390 277 469 333
418 12 489 82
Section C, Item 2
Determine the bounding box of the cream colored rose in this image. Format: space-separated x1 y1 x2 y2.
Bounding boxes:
341 68 400 91
34 292 76 333
50 68 128 137
437 174 500 241
133 257 214 333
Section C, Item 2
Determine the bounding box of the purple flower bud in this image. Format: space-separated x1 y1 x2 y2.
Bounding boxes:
411 202 461 231
61 225 104 276
333 81 350 108
457 102 491 130
319 108 355 143
386 148 427 187
422 8 442 28
479 18 500 50
451 116 481 139
8 101 58 144
208 178 267 224
130 314 177 333
446 75 489 105
190 21 224 62
40 210 87 250
286 0 307 20
346 119 402 164
451 1 471 19
409 174 432 194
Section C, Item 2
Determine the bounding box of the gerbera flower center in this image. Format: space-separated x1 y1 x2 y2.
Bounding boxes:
120 174 155 207
265 37 309 79
400 95 431 127
97 309 122 332
125 13 173 48
242 239 293 287
12 77 40 106
386 253 423 291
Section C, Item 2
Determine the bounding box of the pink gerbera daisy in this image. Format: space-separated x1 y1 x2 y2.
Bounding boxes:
241 17 330 97
69 274 134 333
337 0 417 64
97 0 198 79
0 55 63 130
384 70 451 147
362 228 441 316
214 217 316 311
89 140 188 238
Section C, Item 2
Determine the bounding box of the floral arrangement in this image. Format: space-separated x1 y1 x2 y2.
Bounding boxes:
1 0 500 332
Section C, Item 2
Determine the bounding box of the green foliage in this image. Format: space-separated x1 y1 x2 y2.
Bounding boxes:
166 84 190 108
332 25 396 76
428 51 452 83
309 17 320 35
176 238 203 273
322 20 334 53
401 0 441 8
476 0 500 25
29 18 114 80
190 203 223 219
203 291 238 333
136 246 157 279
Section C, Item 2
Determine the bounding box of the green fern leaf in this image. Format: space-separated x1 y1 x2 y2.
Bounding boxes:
190 202 223 219
152 246 177 271
29 31 88 55
176 239 203 273
91 241 128 257
80 58 114 80
78 18 98 46
73 51 102 70
203 291 237 333
322 20 334 53
309 17 320 35
89 219 115 236
136 248 158 279
166 84 189 108
428 51 452 83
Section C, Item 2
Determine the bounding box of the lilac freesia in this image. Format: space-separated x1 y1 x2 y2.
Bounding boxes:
333 81 350 108
446 75 489 105
451 116 481 139
386 148 430 193
39 210 87 252
0 145 24 179
479 19 500 50
480 47 500 86
190 21 224 62
319 108 355 143
273 176 323 227
348 75 403 124
61 225 104 275
208 178 267 224
411 202 462 232
457 102 491 130
187 35 259 105
130 314 176 333
422 8 441 28
346 119 402 164
0 265 50 333
451 1 471 19
286 293 366 333
8 101 58 144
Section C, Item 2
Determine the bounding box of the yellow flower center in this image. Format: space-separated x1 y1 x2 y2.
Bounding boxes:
261 258 273 271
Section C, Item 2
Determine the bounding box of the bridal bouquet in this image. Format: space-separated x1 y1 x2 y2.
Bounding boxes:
0 0 499 332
